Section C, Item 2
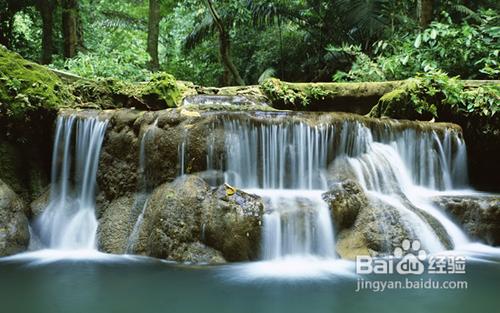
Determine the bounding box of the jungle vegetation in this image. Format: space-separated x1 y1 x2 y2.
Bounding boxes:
0 0 498 86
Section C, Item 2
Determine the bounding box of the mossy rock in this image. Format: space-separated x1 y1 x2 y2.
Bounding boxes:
71 72 181 110
261 78 402 114
0 45 73 124
140 72 181 108
368 78 437 120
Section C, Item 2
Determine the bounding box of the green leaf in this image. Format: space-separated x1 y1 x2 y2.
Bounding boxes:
414 34 422 48
430 29 438 40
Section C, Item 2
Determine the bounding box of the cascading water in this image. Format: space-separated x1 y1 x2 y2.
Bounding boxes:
126 119 158 252
342 122 469 251
34 115 108 250
212 118 337 260
208 114 471 259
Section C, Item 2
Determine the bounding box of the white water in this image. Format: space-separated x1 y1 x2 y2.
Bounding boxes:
215 119 337 260
34 115 108 250
209 116 472 259
250 189 336 259
344 123 470 251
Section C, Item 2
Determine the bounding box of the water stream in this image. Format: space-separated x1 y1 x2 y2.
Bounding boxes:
207 115 471 259
33 115 108 250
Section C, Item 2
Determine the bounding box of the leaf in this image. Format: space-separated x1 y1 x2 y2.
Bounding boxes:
224 183 236 196
430 29 437 40
414 34 422 48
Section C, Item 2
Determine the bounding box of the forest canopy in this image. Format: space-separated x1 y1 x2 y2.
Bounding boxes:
1 0 498 86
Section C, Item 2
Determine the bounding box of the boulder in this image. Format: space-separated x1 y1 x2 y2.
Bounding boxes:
335 196 415 259
0 179 30 256
29 186 50 219
323 180 366 230
432 195 500 245
324 180 451 259
128 175 264 263
97 194 137 254
202 184 264 261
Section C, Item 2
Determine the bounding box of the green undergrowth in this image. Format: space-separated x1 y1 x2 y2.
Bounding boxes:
260 78 336 108
370 70 499 121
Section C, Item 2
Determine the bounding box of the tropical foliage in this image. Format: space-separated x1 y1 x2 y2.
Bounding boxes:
1 0 498 85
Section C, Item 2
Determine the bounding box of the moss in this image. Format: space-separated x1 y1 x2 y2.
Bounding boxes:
260 78 404 112
70 78 130 109
71 72 181 110
140 72 181 108
0 45 73 122
368 79 433 120
261 78 311 108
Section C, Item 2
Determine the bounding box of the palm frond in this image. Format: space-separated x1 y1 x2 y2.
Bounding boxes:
338 0 390 39
450 4 482 22
183 13 217 50
258 67 276 84
100 10 146 31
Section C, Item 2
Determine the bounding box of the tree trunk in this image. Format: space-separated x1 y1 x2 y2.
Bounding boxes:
147 0 161 71
417 0 433 28
37 0 54 64
205 0 244 86
62 0 79 58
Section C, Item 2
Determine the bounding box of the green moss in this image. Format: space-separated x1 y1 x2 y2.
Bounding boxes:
71 72 181 110
261 78 403 110
263 78 340 108
0 45 73 121
370 71 499 121
261 78 312 108
140 72 181 108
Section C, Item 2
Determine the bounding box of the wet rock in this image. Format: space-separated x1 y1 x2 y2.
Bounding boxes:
432 195 500 245
128 175 263 263
326 157 359 186
336 196 415 259
323 180 366 229
132 175 206 260
97 112 140 201
29 186 50 219
97 194 137 254
0 179 30 256
167 242 225 264
324 180 450 259
202 184 264 261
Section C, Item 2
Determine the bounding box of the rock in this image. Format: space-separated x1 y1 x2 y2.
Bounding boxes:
127 175 263 263
261 78 405 114
326 157 359 186
323 180 366 230
432 195 500 245
166 242 225 264
0 179 30 256
338 196 415 259
97 111 141 201
131 175 207 261
324 180 451 259
202 184 264 261
30 186 50 219
97 194 137 254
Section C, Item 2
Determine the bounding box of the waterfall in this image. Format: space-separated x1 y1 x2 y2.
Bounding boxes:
215 118 337 260
34 115 108 250
344 123 469 250
126 119 158 252
208 114 470 259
